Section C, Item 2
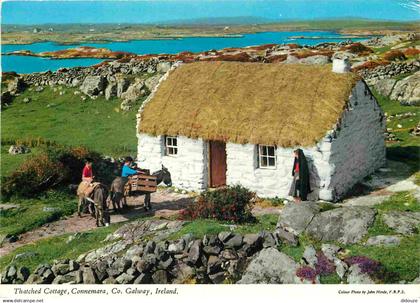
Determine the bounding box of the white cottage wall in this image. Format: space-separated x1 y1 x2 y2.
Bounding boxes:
225 143 331 199
325 80 386 199
137 133 208 191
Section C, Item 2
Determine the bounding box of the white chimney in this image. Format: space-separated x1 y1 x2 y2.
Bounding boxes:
332 58 351 73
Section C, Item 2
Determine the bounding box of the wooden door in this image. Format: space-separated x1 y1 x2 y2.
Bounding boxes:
209 141 227 188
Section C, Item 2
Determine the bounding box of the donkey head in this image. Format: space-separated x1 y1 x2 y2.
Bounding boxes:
153 165 172 187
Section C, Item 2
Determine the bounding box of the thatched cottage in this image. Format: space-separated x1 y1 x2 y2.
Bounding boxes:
136 61 386 201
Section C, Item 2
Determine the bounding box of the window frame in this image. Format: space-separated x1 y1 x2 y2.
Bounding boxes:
257 144 277 169
165 136 178 156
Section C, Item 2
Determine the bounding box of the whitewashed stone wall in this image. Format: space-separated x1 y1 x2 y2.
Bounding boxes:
326 80 386 199
137 133 208 191
225 143 329 199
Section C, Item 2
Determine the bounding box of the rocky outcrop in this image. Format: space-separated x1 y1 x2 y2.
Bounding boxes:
365 235 401 246
120 79 148 111
237 248 304 284
104 82 117 100
382 211 420 235
80 75 107 97
276 202 320 235
306 206 377 244
374 78 397 97
7 77 26 95
8 145 31 155
346 264 375 284
277 202 377 244
389 71 420 106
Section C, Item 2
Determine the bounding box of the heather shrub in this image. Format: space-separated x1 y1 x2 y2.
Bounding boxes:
351 60 390 72
1 146 111 199
296 266 317 283
265 54 287 63
342 43 373 54
383 50 407 62
404 48 420 57
344 256 381 275
180 185 256 223
315 251 336 276
1 154 66 198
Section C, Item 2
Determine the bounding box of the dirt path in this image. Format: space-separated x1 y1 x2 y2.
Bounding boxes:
2 160 416 257
0 190 193 256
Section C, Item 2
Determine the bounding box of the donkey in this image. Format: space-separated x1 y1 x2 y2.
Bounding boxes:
108 165 172 211
77 183 110 227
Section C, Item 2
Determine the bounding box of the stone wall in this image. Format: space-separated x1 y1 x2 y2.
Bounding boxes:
137 134 208 191
358 60 420 86
327 81 386 199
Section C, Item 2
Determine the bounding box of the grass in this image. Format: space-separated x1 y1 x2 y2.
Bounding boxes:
345 234 420 283
168 214 278 240
373 89 420 169
0 223 121 272
0 190 77 238
375 191 420 213
0 145 42 177
1 86 140 158
366 192 419 237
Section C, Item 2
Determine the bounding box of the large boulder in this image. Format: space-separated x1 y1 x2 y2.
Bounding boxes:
237 248 303 284
8 145 30 155
306 206 376 244
299 55 330 65
374 78 397 97
120 78 147 111
144 75 161 92
277 202 320 235
390 71 420 106
157 62 171 74
365 235 401 246
80 75 107 97
382 211 420 235
347 264 375 284
1 91 13 106
7 77 26 94
116 76 130 97
104 82 118 100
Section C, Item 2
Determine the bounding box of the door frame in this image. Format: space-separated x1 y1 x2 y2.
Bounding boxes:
207 140 227 188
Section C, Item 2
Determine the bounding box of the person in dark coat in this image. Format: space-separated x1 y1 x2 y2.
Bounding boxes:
288 149 311 202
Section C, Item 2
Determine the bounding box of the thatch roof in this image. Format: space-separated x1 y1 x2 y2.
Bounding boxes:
138 61 361 147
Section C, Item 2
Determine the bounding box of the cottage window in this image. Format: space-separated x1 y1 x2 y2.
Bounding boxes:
258 145 276 168
165 136 178 156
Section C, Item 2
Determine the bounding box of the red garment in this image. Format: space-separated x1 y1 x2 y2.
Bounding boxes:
82 165 93 178
294 162 300 173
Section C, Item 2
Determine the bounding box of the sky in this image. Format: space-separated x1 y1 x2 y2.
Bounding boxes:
1 0 419 25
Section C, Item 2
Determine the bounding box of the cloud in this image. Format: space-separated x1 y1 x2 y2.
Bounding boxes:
399 0 420 12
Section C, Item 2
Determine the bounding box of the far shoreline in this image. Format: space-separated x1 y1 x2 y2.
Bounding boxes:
3 18 416 45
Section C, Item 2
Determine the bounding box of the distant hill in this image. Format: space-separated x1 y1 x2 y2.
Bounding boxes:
160 16 276 25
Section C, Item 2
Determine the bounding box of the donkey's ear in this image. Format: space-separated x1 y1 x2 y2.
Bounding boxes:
162 164 166 170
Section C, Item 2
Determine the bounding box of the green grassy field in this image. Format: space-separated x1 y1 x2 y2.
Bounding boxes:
0 223 121 272
168 214 278 240
0 190 77 239
0 146 42 177
1 86 138 158
372 89 420 169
